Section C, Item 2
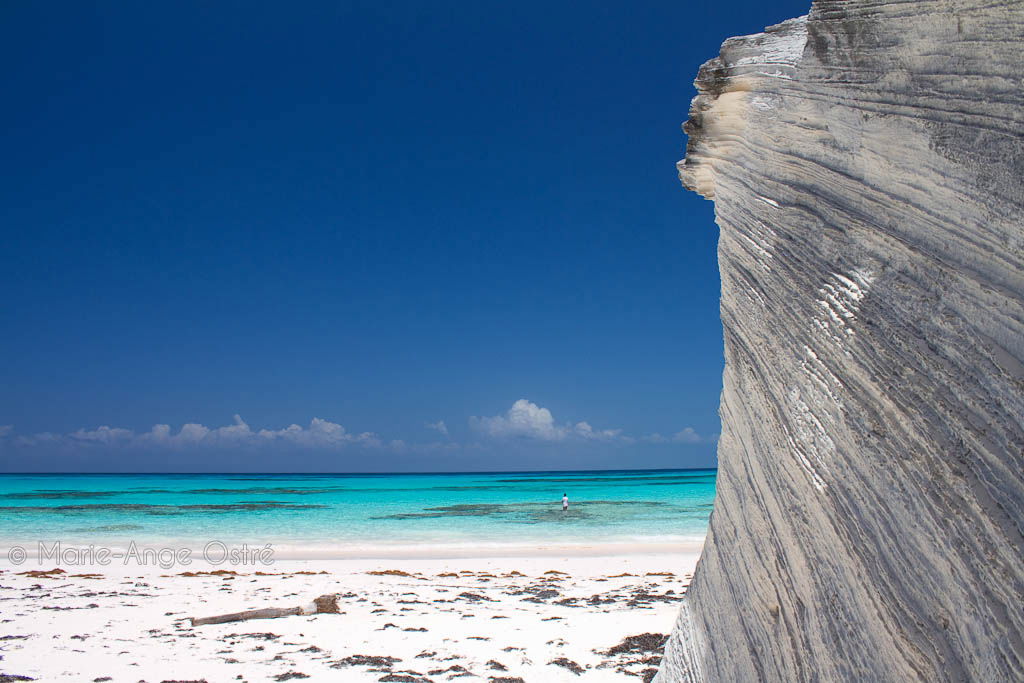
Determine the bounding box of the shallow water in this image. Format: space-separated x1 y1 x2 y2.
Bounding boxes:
0 470 716 551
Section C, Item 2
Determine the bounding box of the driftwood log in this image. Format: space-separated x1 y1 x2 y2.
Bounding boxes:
190 593 341 626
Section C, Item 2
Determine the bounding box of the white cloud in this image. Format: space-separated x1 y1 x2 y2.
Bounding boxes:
411 441 461 453
643 427 707 444
11 416 383 452
68 426 134 444
471 399 561 440
571 421 624 441
0 425 12 438
14 432 62 447
210 414 253 443
671 427 701 443
470 399 623 442
178 423 212 442
255 417 379 448
425 420 448 436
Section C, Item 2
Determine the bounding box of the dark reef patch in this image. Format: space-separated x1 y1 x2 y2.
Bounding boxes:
181 486 349 496
0 502 327 515
2 490 121 500
370 500 671 523
494 474 715 484
6 486 351 498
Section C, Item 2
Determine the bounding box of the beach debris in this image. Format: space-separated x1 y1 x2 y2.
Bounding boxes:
488 678 525 683
189 593 341 626
600 632 668 656
428 664 472 676
224 632 280 640
378 675 431 683
273 673 310 681
330 654 402 668
548 657 585 675
457 591 494 602
509 583 560 601
587 594 617 605
41 603 99 610
626 590 683 607
596 632 668 681
367 569 413 577
15 568 66 579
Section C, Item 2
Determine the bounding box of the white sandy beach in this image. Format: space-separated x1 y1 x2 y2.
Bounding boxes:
0 547 699 682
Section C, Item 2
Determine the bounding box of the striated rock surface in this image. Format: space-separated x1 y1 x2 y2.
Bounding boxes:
658 2 1023 681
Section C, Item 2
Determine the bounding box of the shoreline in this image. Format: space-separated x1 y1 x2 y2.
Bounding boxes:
0 538 706 562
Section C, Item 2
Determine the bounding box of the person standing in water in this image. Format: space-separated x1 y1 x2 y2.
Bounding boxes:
562 492 569 512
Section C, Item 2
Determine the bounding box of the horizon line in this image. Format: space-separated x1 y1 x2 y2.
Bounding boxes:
0 466 717 476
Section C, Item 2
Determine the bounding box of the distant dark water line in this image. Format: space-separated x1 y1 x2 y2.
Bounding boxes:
0 467 718 477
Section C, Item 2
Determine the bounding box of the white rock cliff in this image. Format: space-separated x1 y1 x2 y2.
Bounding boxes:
658 1 1023 681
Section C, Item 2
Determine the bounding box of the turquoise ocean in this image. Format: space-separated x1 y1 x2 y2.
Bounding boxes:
0 470 715 555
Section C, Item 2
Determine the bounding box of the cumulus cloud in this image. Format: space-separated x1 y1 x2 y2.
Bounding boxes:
571 421 626 441
15 432 64 447
258 417 381 448
412 441 461 453
470 399 623 442
425 420 448 436
69 425 134 444
471 399 561 440
643 427 708 444
12 416 383 451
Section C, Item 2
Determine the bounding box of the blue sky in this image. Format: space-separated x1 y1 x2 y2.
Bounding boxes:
0 0 809 472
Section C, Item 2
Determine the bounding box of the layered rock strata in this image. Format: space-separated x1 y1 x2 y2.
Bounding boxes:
658 2 1024 681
